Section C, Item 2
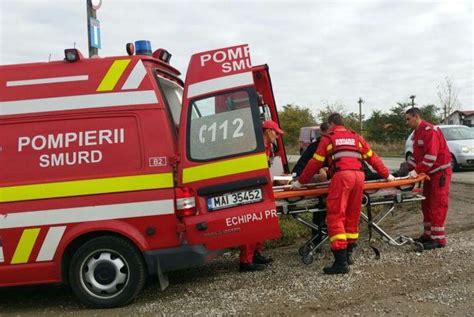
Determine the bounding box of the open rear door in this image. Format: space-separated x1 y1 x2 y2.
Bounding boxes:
177 44 281 250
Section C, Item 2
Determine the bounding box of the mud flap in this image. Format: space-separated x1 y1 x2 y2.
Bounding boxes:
156 257 169 291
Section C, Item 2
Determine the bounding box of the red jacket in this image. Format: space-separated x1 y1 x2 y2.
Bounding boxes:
408 120 451 174
299 125 389 184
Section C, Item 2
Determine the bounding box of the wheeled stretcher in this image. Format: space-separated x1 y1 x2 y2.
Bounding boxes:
273 175 427 264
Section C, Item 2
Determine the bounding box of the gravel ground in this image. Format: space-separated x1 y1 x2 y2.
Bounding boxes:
1 183 473 316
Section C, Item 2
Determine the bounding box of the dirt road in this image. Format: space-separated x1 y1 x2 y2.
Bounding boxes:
1 183 473 316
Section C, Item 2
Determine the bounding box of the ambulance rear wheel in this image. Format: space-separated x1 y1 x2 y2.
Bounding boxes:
69 236 146 308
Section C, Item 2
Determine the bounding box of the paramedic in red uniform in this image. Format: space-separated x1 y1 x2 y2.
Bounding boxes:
239 120 283 272
405 108 452 250
292 113 395 274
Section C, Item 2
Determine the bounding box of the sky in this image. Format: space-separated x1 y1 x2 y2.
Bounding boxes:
0 0 472 117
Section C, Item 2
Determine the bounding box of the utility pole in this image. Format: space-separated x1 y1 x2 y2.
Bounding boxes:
358 97 363 134
410 95 416 108
86 0 102 57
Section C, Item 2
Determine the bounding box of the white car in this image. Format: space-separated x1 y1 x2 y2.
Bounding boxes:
405 125 474 171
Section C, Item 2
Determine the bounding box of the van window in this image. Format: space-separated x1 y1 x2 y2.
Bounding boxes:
157 76 183 126
188 89 261 161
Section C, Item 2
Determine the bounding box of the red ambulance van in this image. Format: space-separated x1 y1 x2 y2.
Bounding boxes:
0 42 288 307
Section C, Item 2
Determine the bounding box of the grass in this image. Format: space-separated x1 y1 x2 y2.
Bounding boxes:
266 214 313 248
369 141 405 157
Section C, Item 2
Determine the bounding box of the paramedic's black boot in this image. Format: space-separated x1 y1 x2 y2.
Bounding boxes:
413 235 431 243
422 240 446 250
239 263 265 272
346 243 357 265
253 252 273 265
323 249 349 275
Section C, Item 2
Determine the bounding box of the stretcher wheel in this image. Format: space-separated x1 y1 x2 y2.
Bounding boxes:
298 243 315 257
302 254 314 265
414 242 424 253
298 246 308 256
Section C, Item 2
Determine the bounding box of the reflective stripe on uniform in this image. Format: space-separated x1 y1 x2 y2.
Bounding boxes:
330 233 347 242
346 232 359 239
97 59 131 91
424 154 437 161
431 235 446 240
0 173 174 203
429 163 451 174
422 161 434 167
182 153 268 184
431 227 444 231
11 228 41 264
363 149 373 158
333 151 362 159
313 153 325 162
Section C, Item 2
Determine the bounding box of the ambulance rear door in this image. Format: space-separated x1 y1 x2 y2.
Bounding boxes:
177 44 281 250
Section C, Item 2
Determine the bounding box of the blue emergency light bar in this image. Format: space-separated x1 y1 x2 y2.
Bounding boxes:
135 40 152 56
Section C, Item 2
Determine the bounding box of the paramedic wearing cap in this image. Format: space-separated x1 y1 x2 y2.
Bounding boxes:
292 113 395 274
239 119 283 272
405 108 452 250
262 119 285 166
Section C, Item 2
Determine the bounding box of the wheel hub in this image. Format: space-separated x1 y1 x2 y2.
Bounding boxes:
94 262 117 285
81 251 128 298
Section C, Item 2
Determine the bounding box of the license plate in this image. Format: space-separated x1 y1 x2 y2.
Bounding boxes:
207 188 263 211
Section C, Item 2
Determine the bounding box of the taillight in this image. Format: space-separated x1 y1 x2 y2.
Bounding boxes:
175 187 197 217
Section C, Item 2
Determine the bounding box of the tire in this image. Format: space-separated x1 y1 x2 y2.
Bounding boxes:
302 254 314 265
451 154 460 172
69 236 146 308
298 246 308 257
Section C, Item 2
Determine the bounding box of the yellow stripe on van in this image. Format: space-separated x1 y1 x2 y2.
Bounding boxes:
11 228 41 264
97 59 131 91
182 153 268 184
0 173 173 203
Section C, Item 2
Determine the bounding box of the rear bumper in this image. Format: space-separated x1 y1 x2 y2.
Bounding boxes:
143 244 222 274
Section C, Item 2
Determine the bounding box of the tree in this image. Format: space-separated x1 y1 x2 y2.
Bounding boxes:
278 104 317 148
316 103 347 123
384 103 410 142
364 110 389 142
364 103 442 143
437 77 460 121
420 104 441 125
316 104 363 134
